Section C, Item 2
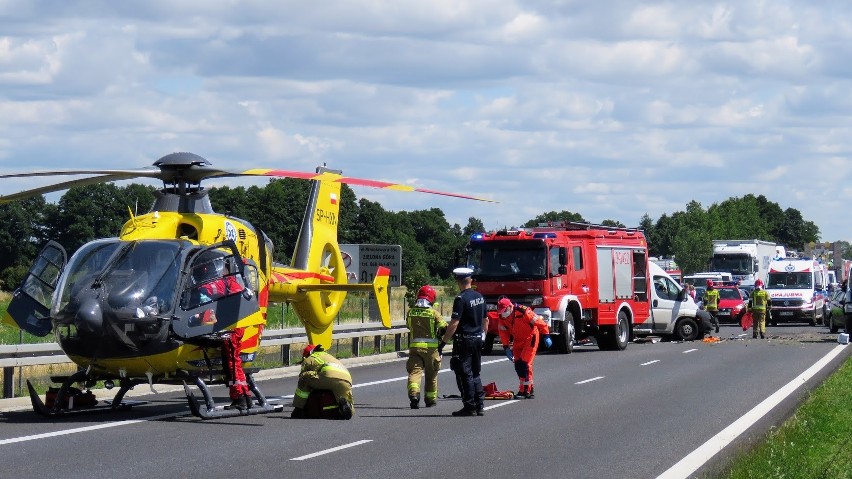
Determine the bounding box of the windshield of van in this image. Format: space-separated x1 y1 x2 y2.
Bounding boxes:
767 272 812 289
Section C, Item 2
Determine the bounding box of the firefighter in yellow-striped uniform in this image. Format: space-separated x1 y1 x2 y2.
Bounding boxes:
406 285 447 409
291 344 354 419
748 279 770 339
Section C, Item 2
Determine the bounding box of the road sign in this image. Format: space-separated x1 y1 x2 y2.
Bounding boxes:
340 244 402 287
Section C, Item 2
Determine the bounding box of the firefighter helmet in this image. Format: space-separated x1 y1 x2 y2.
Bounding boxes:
496 297 513 319
417 285 436 304
302 344 317 358
754 279 764 289
706 279 714 288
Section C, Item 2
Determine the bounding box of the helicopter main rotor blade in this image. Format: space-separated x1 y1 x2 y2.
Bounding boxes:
0 174 139 204
235 168 496 203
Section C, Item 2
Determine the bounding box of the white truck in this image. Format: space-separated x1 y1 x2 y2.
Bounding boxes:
766 258 828 326
683 271 733 286
710 239 777 287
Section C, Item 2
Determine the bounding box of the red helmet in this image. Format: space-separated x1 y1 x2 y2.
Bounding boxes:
302 344 317 358
755 279 764 288
417 285 436 304
496 297 513 318
706 279 714 288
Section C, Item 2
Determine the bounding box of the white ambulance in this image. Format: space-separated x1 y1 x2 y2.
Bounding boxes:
766 258 828 326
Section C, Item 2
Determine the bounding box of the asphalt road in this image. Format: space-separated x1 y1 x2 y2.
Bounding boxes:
0 324 849 479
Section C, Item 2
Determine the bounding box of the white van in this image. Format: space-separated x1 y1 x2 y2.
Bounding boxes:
633 262 712 341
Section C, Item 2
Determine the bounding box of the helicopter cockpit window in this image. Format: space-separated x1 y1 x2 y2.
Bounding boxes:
54 239 183 318
182 250 246 310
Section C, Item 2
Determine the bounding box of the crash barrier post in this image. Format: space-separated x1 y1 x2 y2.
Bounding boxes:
0 322 409 399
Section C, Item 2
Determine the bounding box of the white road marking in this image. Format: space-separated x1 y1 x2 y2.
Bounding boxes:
641 360 660 366
656 343 848 479
290 439 373 461
575 376 604 385
0 412 177 446
484 400 519 410
683 348 698 354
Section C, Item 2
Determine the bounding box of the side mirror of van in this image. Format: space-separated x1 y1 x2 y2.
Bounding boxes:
677 288 687 302
558 266 567 275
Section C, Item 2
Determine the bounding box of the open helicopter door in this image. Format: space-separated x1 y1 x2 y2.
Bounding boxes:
3 241 67 337
172 241 259 339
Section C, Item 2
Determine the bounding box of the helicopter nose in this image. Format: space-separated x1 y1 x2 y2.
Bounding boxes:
74 298 104 334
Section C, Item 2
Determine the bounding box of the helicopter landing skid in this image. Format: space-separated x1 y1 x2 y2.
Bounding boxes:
26 373 147 418
183 374 283 419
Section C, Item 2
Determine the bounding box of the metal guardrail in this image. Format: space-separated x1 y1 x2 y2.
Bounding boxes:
0 321 410 398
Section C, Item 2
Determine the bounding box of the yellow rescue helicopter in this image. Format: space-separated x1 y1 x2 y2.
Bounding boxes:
0 152 488 419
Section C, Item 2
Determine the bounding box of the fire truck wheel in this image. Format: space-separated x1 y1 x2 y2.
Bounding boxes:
481 333 496 355
675 317 699 341
598 311 630 351
556 312 575 354
614 311 629 350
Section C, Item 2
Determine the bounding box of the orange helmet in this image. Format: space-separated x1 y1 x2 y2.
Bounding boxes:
417 285 436 304
496 297 513 318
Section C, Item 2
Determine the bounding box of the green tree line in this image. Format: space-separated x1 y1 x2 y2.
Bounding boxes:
0 182 832 292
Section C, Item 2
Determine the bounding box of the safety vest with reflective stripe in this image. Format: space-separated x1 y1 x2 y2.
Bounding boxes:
704 289 720 311
750 289 769 311
301 351 351 382
406 306 447 349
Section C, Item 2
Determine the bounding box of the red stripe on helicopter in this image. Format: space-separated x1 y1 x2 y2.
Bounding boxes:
270 271 336 283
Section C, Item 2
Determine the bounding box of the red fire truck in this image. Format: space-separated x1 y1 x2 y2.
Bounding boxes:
465 222 652 353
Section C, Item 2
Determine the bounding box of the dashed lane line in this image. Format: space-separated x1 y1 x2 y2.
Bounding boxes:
575 376 604 385
683 348 698 354
290 440 373 461
641 360 660 366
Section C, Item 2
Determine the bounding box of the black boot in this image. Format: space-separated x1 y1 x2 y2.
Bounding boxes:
760 332 765 339
409 393 420 409
291 407 306 419
338 397 353 420
226 395 247 411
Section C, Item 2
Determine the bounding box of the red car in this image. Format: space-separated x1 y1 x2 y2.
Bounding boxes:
715 285 747 324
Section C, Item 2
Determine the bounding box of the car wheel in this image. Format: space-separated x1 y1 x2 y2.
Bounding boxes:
676 317 700 341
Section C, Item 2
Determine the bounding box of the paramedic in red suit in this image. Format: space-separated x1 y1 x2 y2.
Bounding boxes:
194 258 253 411
496 297 552 399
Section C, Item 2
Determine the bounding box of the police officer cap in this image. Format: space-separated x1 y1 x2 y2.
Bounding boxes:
453 267 474 278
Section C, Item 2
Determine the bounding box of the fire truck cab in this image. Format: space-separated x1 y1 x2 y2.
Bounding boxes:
465 222 652 353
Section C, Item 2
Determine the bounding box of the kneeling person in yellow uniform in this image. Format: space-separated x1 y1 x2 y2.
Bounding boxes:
292 344 354 420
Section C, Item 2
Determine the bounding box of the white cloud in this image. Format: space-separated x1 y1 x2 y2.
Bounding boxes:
0 0 850 242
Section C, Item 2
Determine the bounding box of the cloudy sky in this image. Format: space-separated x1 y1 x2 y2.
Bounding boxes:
1 1 849 241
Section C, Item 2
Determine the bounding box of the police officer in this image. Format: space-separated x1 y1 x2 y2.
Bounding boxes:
406 285 447 409
703 280 721 334
439 267 488 417
291 344 354 420
748 279 770 339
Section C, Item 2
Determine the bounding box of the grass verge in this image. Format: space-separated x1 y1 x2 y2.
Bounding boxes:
722 355 852 478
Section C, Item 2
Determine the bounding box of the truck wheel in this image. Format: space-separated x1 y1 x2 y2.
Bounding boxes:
556 312 575 354
675 318 699 341
613 311 630 350
481 333 496 355
598 311 630 351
